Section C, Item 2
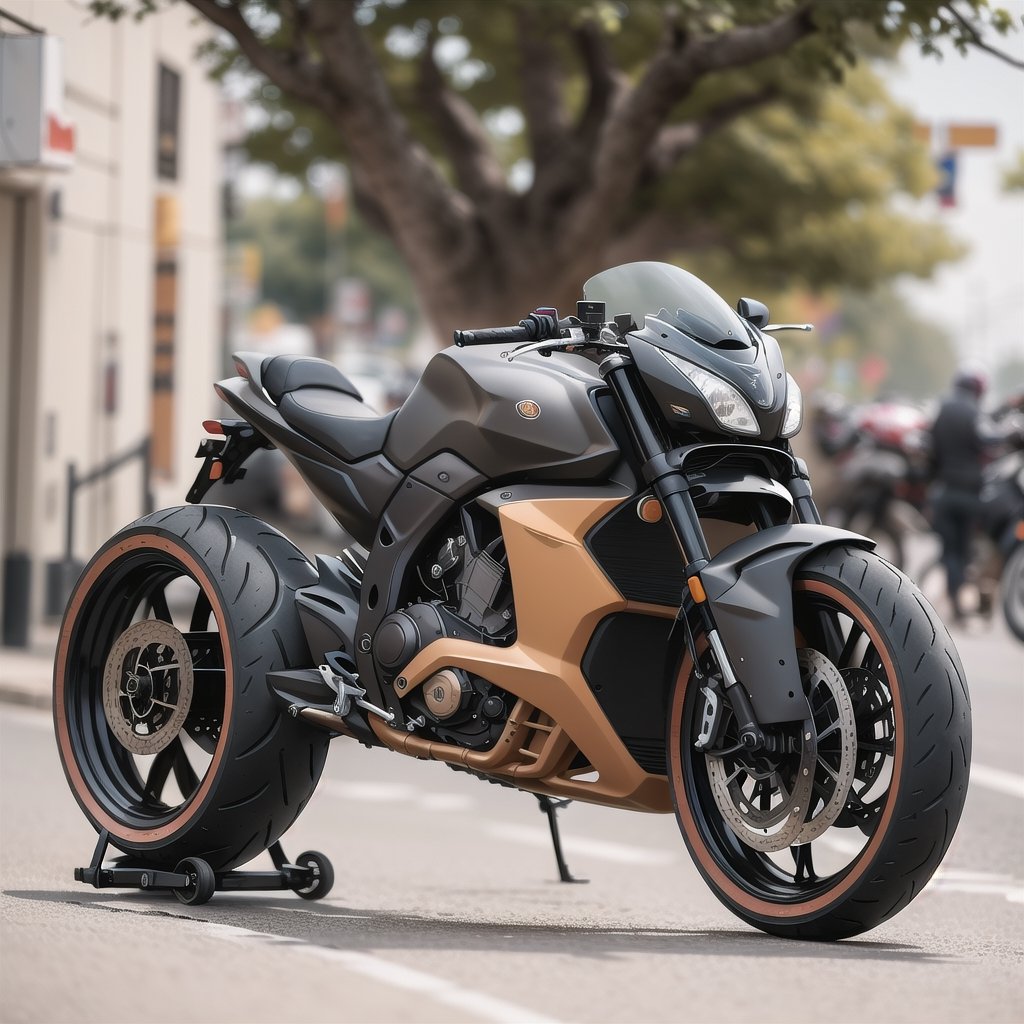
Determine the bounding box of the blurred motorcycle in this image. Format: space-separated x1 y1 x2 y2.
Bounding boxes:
813 397 931 569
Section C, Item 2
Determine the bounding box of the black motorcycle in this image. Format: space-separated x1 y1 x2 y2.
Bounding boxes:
55 262 970 941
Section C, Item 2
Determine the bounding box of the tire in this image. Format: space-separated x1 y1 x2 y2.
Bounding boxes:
174 857 216 906
1002 542 1024 643
841 509 905 571
668 545 971 940
294 850 334 900
54 505 330 872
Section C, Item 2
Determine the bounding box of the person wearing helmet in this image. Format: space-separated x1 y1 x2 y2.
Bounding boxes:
928 366 999 622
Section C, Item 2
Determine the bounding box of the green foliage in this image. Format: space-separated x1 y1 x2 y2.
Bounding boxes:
229 190 416 327
1003 149 1024 192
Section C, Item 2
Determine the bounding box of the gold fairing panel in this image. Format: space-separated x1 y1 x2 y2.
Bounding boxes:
371 495 675 813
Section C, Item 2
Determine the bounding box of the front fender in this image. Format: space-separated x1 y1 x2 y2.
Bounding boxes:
701 524 874 725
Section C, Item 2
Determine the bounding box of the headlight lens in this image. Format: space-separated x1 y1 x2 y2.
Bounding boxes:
780 373 803 437
659 349 759 436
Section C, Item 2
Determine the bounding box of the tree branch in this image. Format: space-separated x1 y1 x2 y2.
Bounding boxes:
516 6 570 172
648 83 783 174
561 2 819 254
417 41 508 202
186 0 481 275
183 0 336 109
572 18 626 146
941 3 1024 69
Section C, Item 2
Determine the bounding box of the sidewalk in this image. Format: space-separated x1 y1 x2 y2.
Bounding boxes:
0 626 58 710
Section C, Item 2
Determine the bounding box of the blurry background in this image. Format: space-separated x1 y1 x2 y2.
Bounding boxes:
0 0 1021 648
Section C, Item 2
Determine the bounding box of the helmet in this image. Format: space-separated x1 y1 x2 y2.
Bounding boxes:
954 364 987 399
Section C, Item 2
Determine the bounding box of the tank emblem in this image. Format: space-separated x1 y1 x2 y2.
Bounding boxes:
516 400 541 419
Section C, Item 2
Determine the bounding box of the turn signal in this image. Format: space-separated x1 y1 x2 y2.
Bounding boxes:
687 576 707 603
637 497 663 523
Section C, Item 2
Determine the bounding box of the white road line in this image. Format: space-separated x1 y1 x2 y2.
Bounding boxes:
195 919 561 1024
971 763 1024 800
0 704 53 731
486 822 677 866
319 779 477 813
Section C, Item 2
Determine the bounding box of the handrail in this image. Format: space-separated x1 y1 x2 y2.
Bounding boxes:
65 437 153 561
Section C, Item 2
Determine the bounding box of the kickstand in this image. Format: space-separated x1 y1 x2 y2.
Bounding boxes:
536 795 588 884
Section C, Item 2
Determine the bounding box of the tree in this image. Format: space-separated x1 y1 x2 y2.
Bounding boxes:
95 0 1022 340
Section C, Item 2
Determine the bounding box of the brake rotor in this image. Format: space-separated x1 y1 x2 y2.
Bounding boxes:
705 648 856 852
102 620 194 755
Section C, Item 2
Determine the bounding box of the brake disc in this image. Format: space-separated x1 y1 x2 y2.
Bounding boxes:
706 648 856 853
103 620 194 755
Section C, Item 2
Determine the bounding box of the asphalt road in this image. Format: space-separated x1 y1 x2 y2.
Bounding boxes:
1 613 1022 1024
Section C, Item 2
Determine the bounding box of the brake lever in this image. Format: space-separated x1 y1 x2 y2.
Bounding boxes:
763 323 814 333
505 327 628 362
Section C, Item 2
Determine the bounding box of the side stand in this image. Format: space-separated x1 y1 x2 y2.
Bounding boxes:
73 829 334 905
536 796 588 884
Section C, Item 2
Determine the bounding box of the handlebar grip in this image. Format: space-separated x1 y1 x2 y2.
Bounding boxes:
453 325 532 347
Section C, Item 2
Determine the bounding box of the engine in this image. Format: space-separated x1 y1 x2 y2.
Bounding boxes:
372 508 515 749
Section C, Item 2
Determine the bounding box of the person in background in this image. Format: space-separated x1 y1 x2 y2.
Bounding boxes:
928 366 1001 622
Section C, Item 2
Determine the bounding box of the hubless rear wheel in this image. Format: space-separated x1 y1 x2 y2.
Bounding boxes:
668 546 971 940
54 505 329 872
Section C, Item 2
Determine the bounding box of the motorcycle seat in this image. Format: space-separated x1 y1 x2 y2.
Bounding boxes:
262 355 362 403
261 356 395 463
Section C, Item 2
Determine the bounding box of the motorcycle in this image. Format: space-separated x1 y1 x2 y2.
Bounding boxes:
812 396 932 570
54 262 970 941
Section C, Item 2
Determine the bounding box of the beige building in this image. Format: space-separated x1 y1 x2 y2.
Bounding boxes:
0 0 222 644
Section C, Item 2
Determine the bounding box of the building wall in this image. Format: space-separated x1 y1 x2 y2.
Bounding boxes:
0 0 222 639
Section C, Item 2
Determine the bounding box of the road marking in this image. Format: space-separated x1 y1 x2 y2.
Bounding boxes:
0 705 53 731
318 780 418 803
925 876 1024 903
485 823 677 866
971 763 1024 800
193 918 561 1023
318 779 476 813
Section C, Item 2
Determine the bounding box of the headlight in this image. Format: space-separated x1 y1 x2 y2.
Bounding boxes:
780 373 803 437
659 349 759 436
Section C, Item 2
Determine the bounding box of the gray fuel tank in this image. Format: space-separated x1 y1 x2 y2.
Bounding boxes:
385 347 620 481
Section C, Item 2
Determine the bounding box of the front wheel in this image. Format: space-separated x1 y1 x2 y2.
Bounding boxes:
669 545 971 940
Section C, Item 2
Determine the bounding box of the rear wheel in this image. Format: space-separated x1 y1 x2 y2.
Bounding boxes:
54 505 329 872
1001 543 1024 642
669 545 971 940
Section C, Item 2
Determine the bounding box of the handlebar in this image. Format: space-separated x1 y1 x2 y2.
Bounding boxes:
453 325 533 347
453 310 564 348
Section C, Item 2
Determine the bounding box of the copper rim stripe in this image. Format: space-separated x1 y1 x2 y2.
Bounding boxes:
53 533 235 843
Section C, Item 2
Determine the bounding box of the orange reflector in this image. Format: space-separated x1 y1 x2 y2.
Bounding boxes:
202 419 225 435
687 576 707 603
1016 520 1024 541
209 460 224 481
637 497 663 523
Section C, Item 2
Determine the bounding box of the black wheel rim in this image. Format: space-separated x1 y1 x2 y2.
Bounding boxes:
680 582 898 904
62 548 228 831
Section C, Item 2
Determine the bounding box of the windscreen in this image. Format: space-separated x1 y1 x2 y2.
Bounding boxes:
583 262 752 348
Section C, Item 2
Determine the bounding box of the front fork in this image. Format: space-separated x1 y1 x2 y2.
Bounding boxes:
600 356 819 753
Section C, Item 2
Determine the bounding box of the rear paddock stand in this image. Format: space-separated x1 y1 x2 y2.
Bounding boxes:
73 829 334 906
